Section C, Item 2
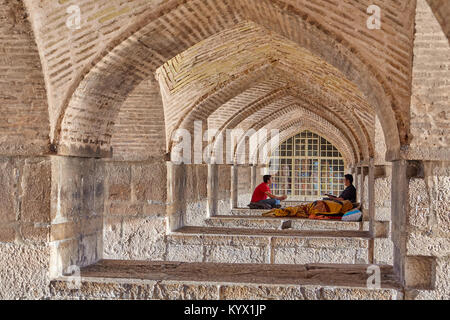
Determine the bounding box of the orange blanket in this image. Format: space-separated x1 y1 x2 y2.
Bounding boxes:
262 200 354 220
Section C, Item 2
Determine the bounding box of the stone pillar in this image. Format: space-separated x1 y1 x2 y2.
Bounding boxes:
166 161 186 231
207 163 218 217
373 164 394 265
49 156 104 278
237 165 253 207
231 165 238 209
368 159 375 237
217 164 232 214
251 165 257 192
357 166 363 203
359 166 368 219
390 159 436 290
404 160 447 297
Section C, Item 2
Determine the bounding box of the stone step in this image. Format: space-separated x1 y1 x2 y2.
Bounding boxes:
51 260 402 300
229 208 366 217
166 226 371 265
229 208 269 216
206 215 368 231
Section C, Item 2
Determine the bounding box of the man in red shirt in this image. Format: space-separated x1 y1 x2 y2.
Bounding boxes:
250 175 287 208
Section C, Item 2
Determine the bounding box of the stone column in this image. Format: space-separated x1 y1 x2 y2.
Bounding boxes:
362 166 370 220
251 165 257 192
368 159 375 237
391 159 411 286
372 164 393 265
357 166 363 203
207 163 218 217
166 161 186 231
49 156 104 278
231 164 238 209
390 159 436 290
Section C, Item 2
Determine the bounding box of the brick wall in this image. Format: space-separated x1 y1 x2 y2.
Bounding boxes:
111 79 166 161
0 0 49 156
409 0 450 161
23 0 164 134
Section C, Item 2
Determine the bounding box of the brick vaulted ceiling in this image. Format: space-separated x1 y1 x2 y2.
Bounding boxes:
157 23 375 159
20 0 421 160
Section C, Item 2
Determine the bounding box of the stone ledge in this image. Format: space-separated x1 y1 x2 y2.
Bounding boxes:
207 215 365 231
172 226 371 239
50 260 401 300
167 227 371 264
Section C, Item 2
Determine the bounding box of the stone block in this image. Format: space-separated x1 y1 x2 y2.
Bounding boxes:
219 285 399 300
105 217 166 261
218 165 231 194
320 287 399 300
51 280 218 300
153 282 218 300
51 216 102 242
204 245 268 264
0 161 16 224
375 207 391 221
0 226 16 243
50 238 79 278
374 238 394 265
132 161 167 202
405 256 436 290
21 223 49 243
185 200 208 226
219 285 307 300
51 156 98 221
374 221 390 238
106 202 143 216
106 163 131 201
166 244 204 262
142 203 166 216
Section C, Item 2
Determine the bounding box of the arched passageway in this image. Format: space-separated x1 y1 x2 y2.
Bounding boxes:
0 0 449 300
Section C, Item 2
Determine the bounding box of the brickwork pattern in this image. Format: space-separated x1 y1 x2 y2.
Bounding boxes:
40 0 417 156
409 0 450 161
0 0 49 156
111 79 166 161
157 22 375 159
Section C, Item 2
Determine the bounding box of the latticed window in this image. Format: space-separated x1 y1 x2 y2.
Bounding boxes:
269 131 345 201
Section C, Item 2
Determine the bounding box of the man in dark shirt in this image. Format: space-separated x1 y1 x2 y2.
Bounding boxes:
326 174 357 203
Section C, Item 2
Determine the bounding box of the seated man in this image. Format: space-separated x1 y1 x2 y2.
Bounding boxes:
325 174 357 203
250 175 287 209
